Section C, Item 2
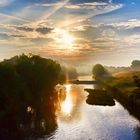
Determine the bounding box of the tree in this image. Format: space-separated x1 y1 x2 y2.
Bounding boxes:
92 64 111 81
0 54 64 139
131 60 140 68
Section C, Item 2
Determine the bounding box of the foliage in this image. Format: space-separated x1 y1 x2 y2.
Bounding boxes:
105 66 130 74
131 60 140 68
92 64 111 81
0 54 63 139
107 71 140 99
133 75 140 89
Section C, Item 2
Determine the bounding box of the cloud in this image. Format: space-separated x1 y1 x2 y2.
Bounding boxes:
36 0 70 21
121 34 140 46
108 19 140 29
65 2 107 9
10 34 25 38
60 2 123 28
69 0 112 4
0 32 10 40
10 24 54 35
16 26 34 32
31 37 54 45
0 0 14 7
36 27 54 34
0 12 30 23
1 0 135 66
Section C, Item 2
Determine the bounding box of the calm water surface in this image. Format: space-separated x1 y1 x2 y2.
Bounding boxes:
44 77 140 140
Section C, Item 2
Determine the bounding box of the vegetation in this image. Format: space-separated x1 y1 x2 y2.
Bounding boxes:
1 55 140 139
92 64 111 81
108 71 140 96
105 66 130 74
0 54 65 139
85 89 115 106
91 60 140 119
104 70 140 120
131 60 140 69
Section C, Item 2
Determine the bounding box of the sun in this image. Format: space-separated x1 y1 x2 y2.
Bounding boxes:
54 28 74 48
62 32 74 45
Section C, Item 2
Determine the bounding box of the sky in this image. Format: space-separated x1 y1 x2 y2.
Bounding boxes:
0 0 140 70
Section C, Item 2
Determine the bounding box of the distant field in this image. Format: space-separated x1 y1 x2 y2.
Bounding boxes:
113 70 140 78
108 70 140 96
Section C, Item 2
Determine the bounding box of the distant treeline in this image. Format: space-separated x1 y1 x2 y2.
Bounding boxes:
0 54 77 139
105 60 140 74
92 60 140 81
78 60 140 76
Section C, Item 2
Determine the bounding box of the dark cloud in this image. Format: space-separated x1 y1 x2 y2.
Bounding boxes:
10 34 25 38
13 25 54 34
16 26 34 32
36 27 54 34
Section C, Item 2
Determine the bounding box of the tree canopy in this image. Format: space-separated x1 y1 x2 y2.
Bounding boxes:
92 64 111 81
0 54 64 139
131 60 140 68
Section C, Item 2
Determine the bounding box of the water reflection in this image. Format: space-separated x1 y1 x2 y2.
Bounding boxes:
61 85 73 115
57 84 86 123
47 84 140 140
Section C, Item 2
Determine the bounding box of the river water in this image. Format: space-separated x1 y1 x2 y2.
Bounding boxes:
43 76 140 140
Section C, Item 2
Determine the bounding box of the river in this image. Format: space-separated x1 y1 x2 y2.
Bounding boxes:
42 77 140 140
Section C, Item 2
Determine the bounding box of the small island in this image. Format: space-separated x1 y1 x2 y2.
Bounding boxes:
85 89 115 106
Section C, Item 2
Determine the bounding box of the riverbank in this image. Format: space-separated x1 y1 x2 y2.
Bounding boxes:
104 70 140 120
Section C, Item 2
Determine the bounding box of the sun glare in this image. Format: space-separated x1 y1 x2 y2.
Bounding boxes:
55 28 74 48
62 32 74 45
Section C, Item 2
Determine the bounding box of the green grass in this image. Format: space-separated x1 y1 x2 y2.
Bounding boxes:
107 70 140 96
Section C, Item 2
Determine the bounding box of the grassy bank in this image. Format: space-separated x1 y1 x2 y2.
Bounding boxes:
105 70 140 120
109 71 140 95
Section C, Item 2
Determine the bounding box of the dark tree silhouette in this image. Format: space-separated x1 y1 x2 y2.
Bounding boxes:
0 54 64 139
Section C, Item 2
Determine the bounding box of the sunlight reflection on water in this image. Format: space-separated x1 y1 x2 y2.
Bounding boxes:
61 85 73 116
47 84 140 140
